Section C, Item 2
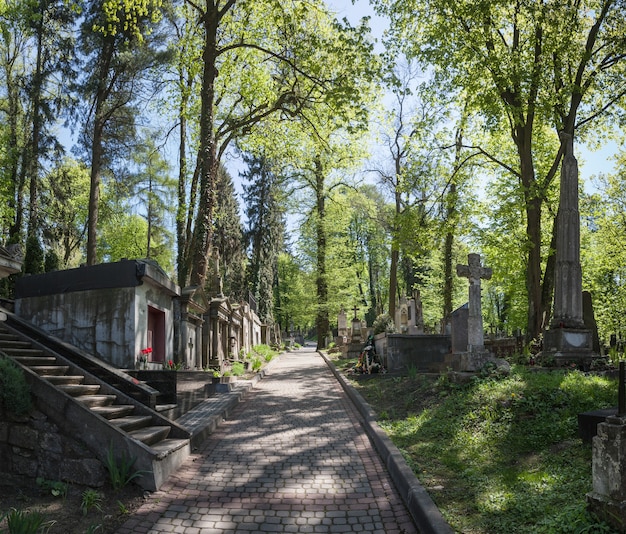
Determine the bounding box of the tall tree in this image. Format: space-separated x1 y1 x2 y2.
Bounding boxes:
213 164 247 301
241 153 285 323
175 0 376 291
377 0 626 339
76 0 166 265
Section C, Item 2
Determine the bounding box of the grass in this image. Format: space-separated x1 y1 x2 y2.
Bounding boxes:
341 360 619 533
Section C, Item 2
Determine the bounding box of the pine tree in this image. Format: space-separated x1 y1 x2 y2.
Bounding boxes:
241 154 286 324
213 165 247 301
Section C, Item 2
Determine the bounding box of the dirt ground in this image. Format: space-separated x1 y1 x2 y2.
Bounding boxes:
0 477 147 534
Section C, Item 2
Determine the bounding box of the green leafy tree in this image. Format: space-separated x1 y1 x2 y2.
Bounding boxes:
376 0 626 339
40 158 90 268
174 0 378 293
76 0 167 266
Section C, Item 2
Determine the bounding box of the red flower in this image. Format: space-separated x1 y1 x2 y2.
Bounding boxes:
141 347 153 354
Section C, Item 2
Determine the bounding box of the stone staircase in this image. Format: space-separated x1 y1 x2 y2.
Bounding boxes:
0 318 191 491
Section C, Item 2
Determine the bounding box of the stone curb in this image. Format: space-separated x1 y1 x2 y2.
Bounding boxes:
320 351 455 534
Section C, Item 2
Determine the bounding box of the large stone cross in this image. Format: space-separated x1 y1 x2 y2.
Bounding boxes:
457 253 492 351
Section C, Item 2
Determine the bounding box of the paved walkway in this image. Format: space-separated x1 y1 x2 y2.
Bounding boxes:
116 346 418 533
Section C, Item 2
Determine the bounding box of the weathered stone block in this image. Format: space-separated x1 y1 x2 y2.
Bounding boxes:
8 425 38 449
59 458 106 487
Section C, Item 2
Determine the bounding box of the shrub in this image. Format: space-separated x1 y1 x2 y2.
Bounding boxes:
0 357 32 416
372 314 395 335
231 362 245 376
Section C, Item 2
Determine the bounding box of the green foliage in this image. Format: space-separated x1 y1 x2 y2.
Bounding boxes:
250 344 278 363
1 508 53 534
250 357 262 372
80 490 103 516
35 478 68 499
231 362 245 376
372 314 395 335
104 445 146 490
23 235 44 275
0 358 31 416
355 367 617 533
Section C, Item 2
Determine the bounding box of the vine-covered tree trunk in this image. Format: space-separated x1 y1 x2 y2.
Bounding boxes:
314 157 330 349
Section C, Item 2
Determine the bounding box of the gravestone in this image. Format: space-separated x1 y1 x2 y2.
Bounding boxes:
344 305 365 359
338 307 347 335
450 304 469 353
452 254 509 373
456 253 491 352
337 307 348 344
350 305 362 343
541 133 596 366
396 296 409 333
405 289 424 335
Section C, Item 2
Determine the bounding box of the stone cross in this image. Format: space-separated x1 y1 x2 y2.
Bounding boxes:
456 253 492 351
352 304 359 320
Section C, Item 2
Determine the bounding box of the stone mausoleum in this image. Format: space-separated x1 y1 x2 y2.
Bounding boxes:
13 258 265 372
14 259 179 369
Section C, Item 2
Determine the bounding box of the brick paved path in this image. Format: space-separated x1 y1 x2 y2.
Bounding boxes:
117 346 418 533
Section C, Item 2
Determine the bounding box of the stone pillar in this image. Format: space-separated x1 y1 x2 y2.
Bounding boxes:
551 132 584 329
541 133 596 366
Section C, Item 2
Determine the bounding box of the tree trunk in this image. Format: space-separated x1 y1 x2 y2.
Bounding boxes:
86 39 114 266
388 185 402 319
188 7 220 288
519 142 544 340
314 157 329 350
176 93 188 285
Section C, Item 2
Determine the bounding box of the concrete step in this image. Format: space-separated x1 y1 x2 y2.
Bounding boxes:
30 365 70 376
1 347 46 357
128 425 171 446
44 375 84 385
75 394 117 408
0 339 32 349
91 404 136 419
110 415 154 432
151 438 190 458
13 356 58 367
58 384 101 396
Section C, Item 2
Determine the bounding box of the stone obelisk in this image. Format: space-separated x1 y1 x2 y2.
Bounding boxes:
542 132 595 366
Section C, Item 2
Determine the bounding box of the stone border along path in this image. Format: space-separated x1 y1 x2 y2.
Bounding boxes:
116 346 424 534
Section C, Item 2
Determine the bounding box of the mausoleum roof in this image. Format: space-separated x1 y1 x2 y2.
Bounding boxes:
15 259 180 298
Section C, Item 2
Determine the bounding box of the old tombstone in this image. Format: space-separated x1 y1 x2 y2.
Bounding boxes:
408 289 424 335
351 305 362 343
396 296 409 333
450 303 469 354
587 363 626 530
456 253 492 352
541 133 596 366
337 307 348 342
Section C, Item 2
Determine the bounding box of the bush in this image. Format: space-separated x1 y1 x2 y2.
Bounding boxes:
0 357 32 416
372 314 395 335
231 362 245 376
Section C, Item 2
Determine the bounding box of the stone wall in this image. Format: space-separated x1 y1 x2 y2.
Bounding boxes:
0 406 106 487
374 333 452 372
